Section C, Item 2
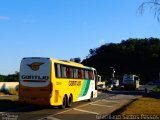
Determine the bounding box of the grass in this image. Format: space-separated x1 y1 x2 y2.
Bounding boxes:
120 97 160 115
117 86 160 118
152 86 160 93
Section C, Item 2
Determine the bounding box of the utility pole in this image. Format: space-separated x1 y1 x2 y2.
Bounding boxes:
109 67 115 79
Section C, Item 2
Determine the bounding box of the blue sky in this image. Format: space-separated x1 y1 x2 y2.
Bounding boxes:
0 0 160 75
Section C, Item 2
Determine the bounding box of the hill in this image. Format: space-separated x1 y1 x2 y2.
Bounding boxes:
82 38 160 84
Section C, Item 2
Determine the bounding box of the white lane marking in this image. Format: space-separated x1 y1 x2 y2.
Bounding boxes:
38 99 101 119
52 100 101 116
76 100 100 108
90 103 113 107
73 108 99 115
38 116 61 120
101 99 120 103
51 109 72 116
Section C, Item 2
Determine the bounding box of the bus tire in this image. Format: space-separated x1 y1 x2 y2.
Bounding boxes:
88 92 93 102
67 94 73 108
60 95 67 109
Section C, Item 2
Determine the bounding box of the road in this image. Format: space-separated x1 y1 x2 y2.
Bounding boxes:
0 92 142 120
0 84 156 120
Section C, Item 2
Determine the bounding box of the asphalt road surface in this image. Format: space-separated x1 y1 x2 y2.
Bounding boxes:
0 84 157 120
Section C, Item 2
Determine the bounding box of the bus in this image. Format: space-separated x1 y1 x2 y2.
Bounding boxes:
19 57 98 108
123 74 140 90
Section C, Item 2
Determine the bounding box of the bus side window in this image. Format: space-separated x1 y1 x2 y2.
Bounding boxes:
55 64 61 78
66 67 71 78
61 65 67 78
78 69 83 79
85 70 89 80
74 68 78 79
70 68 74 78
89 71 93 80
81 69 84 79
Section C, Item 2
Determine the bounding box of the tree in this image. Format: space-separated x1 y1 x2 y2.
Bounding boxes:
82 38 160 84
139 0 160 21
0 71 19 82
70 57 81 63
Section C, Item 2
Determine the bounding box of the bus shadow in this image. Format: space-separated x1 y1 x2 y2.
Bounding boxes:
0 99 55 112
0 99 83 113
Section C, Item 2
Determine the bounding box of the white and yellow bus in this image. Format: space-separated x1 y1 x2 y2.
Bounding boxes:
123 74 140 90
19 57 98 108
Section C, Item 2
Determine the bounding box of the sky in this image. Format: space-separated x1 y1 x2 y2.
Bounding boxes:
0 0 160 75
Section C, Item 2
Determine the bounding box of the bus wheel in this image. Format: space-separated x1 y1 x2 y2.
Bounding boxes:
60 96 67 109
88 92 93 102
67 94 73 108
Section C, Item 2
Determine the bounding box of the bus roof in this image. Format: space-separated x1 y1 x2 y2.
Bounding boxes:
22 57 95 70
50 58 95 70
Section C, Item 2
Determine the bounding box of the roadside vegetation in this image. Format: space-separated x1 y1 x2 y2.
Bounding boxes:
152 86 160 93
119 86 160 115
82 38 160 84
0 71 19 82
120 97 160 115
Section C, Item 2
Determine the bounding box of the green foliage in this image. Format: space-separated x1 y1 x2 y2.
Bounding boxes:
152 86 160 93
0 71 19 82
70 57 81 63
139 0 160 22
82 38 160 84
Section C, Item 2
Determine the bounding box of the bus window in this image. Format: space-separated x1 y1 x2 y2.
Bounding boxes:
55 64 61 78
78 69 83 79
66 67 71 78
134 76 139 80
85 70 89 79
81 69 84 79
61 65 67 78
70 68 74 78
89 71 93 80
74 68 78 78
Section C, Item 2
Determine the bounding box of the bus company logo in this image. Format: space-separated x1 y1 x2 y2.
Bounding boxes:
27 62 44 71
